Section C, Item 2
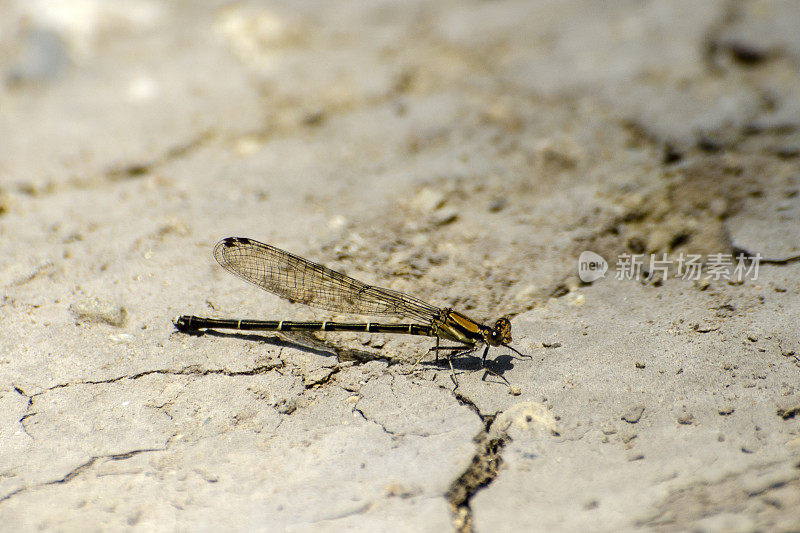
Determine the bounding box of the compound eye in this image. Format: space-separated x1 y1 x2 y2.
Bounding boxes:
494 317 512 343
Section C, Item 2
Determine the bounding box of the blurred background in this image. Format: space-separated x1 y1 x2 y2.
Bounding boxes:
2 0 798 320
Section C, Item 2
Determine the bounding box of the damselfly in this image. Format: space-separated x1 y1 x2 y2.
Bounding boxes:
174 237 529 389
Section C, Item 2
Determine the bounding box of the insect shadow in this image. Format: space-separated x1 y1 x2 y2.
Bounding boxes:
181 328 388 363
178 328 522 389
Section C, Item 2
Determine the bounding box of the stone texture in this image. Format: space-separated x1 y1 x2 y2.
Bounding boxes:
1 0 798 531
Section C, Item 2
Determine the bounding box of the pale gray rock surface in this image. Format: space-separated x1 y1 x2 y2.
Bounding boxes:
1 1 798 531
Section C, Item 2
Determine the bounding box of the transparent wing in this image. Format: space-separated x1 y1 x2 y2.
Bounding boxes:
213 237 441 322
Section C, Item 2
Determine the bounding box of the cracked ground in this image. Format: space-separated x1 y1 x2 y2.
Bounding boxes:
1 1 799 531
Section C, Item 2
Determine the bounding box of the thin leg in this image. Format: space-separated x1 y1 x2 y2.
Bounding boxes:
448 352 458 391
408 350 429 375
479 366 512 388
444 345 480 392
407 343 480 393
473 345 520 395
407 343 469 376
504 344 533 360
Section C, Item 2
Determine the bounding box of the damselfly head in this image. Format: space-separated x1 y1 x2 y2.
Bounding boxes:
487 317 512 345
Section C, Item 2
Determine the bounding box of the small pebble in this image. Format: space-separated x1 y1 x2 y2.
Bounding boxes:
583 499 599 510
488 197 508 212
70 298 127 327
740 442 759 454
275 398 297 415
777 405 800 420
411 188 445 212
432 208 458 226
622 405 645 424
695 279 711 291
